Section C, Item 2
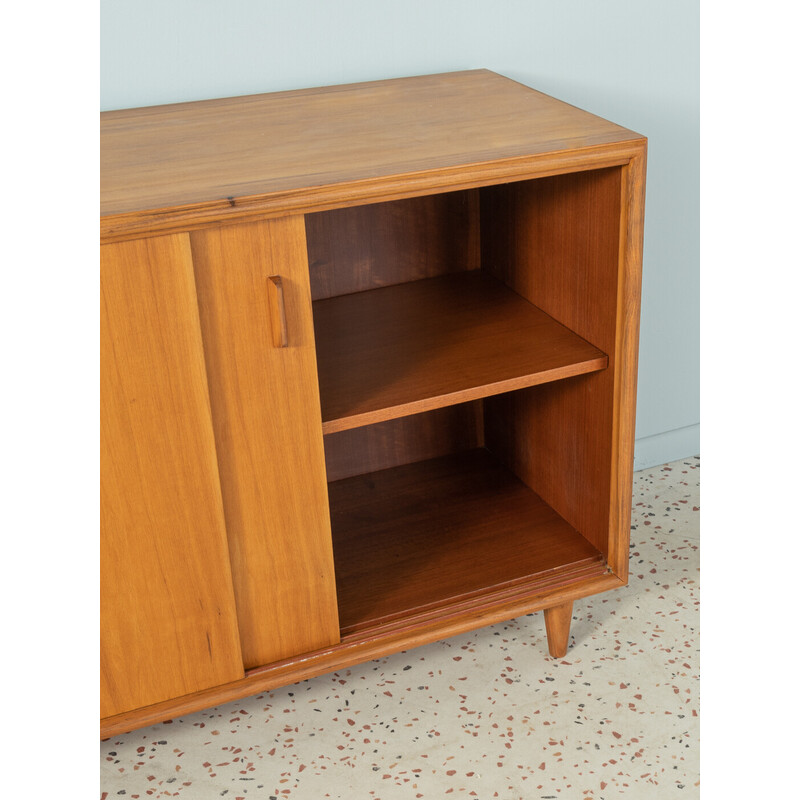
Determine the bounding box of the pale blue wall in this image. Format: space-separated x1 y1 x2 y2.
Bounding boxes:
101 0 699 470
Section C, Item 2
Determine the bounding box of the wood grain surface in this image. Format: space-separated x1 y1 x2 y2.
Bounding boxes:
314 271 608 433
482 167 628 564
101 70 642 214
606 150 647 579
323 403 484 483
543 600 574 658
328 449 605 635
100 234 244 718
306 190 480 300
100 70 645 240
190 218 341 670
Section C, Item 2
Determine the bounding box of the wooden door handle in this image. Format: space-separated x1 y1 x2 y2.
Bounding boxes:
267 275 289 348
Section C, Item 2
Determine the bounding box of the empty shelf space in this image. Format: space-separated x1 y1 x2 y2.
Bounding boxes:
313 271 607 434
329 448 607 637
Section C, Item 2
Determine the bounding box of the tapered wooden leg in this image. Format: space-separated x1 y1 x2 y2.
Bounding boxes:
543 601 574 658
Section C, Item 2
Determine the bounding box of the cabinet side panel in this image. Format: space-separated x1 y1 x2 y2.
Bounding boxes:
305 190 480 300
607 152 646 578
482 167 633 565
100 234 244 719
191 217 341 669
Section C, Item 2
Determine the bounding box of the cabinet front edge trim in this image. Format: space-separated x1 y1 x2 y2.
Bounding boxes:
100 141 646 244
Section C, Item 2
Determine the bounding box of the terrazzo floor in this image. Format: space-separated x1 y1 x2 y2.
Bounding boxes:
101 456 700 799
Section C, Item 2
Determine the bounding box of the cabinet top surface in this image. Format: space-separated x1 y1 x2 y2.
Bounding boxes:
101 69 644 225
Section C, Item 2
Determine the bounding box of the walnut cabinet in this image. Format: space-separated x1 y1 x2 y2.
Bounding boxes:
100 70 647 737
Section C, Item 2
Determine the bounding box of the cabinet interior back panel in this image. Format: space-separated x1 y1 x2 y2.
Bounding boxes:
305 190 480 300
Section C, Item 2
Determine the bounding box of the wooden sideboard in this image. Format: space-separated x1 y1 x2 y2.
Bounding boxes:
100 69 646 737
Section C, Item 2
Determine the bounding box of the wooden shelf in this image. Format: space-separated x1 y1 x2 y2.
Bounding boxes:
329 448 607 637
313 271 608 433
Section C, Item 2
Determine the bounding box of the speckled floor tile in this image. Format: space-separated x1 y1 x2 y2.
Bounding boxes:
101 456 699 799
632 457 700 541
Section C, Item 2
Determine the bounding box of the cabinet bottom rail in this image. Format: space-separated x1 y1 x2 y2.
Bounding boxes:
101 571 623 738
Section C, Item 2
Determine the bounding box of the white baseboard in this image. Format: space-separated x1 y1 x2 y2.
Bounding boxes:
633 424 700 471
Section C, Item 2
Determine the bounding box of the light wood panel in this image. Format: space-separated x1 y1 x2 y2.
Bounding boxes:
101 70 645 239
313 271 608 433
306 190 480 300
481 164 643 574
100 234 244 719
190 217 340 670
328 449 606 635
323 403 483 483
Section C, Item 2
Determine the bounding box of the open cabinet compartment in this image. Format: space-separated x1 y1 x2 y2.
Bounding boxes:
306 165 627 640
